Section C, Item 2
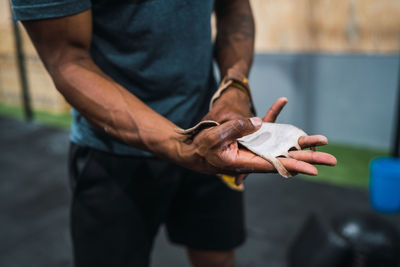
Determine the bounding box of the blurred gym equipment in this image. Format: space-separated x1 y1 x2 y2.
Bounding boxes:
288 213 400 267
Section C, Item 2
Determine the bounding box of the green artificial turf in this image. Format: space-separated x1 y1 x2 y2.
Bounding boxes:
301 143 389 189
0 103 72 130
0 102 389 189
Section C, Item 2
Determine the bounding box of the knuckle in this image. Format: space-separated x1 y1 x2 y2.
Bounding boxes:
204 132 217 144
232 119 246 131
268 107 277 114
197 129 217 146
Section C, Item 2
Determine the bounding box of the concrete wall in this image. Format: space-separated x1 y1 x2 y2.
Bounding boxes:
250 53 399 150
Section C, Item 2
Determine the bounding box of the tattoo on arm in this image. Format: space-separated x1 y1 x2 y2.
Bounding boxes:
215 0 255 77
218 13 254 42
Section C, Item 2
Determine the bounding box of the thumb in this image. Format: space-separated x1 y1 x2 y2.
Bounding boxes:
217 117 262 142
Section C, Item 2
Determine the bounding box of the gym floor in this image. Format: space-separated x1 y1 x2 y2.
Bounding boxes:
1 117 399 267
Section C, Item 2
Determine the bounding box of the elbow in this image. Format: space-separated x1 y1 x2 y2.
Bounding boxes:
46 49 92 78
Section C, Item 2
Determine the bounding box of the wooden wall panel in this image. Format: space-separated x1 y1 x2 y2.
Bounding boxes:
251 0 400 53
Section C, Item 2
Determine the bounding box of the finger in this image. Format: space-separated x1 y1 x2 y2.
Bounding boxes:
213 117 262 143
225 148 317 177
298 135 328 148
228 149 276 173
278 157 318 176
263 97 288 122
235 174 248 186
288 150 337 166
232 153 318 176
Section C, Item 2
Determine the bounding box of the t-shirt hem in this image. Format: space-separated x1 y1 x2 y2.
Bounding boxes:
12 0 91 21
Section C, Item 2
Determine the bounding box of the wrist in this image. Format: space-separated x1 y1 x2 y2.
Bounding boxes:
206 88 252 123
167 130 210 173
214 86 252 114
211 63 256 116
149 127 185 161
217 85 250 104
154 126 202 169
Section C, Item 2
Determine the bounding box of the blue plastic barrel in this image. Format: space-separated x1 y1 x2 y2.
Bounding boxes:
370 157 400 213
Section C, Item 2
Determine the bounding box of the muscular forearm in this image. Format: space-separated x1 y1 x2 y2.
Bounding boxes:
21 12 180 160
215 0 255 77
50 56 182 160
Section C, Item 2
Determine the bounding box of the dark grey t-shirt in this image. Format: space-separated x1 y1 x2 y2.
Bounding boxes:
12 0 216 156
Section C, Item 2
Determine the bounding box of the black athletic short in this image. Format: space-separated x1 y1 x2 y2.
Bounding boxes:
68 143 245 267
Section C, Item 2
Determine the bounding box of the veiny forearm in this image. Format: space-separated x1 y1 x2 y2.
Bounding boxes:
215 0 255 77
49 57 182 160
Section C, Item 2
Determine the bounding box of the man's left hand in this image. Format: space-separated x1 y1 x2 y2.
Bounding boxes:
204 90 290 186
234 97 289 185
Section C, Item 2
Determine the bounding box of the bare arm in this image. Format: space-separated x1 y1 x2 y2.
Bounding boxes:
214 0 255 77
22 10 182 160
205 0 255 123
